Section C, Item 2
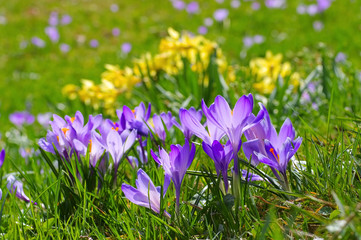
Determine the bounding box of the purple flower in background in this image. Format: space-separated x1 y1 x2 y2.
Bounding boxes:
301 92 311 102
198 26 208 35
253 35 265 44
297 4 307 14
0 149 5 168
172 0 186 10
204 17 213 26
121 169 170 217
0 15 7 25
7 175 36 204
313 20 324 31
9 111 35 127
45 26 59 43
215 0 224 3
231 0 241 9
59 43 70 53
317 0 331 12
112 27 120 36
48 11 58 26
151 139 195 209
243 36 254 48
60 14 72 25
110 4 119 12
89 39 99 48
307 4 318 16
213 9 229 22
251 2 261 10
121 42 132 54
202 140 233 192
152 112 175 142
31 37 46 48
186 1 200 14
19 147 35 160
37 112 52 127
335 52 347 63
265 0 285 9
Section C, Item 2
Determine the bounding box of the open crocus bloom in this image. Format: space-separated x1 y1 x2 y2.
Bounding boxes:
121 169 170 217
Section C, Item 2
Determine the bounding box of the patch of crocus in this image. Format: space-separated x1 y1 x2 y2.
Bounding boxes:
198 26 208 35
19 147 35 160
265 0 285 9
151 139 195 211
31 37 46 48
37 112 52 127
7 175 36 204
174 107 203 140
252 118 302 191
202 140 233 192
172 0 186 10
121 169 170 217
313 21 324 32
112 27 120 36
186 1 200 14
123 102 151 136
45 26 59 43
59 43 71 53
89 39 99 48
0 149 5 168
231 0 241 9
121 42 132 54
60 14 72 25
213 9 229 22
9 111 35 127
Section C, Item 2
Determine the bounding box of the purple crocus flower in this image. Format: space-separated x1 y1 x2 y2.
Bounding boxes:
59 43 70 53
48 11 58 26
89 39 99 48
123 102 151 136
45 26 59 42
265 0 285 9
121 42 132 54
307 4 318 16
202 140 233 192
317 0 331 12
151 139 195 210
60 14 72 25
152 112 175 142
112 27 120 36
7 175 36 204
204 17 213 26
9 111 35 127
0 149 5 168
313 21 324 31
174 107 203 140
243 36 254 48
186 1 200 14
121 169 170 217
198 26 208 35
297 4 307 14
253 35 265 44
37 112 52 127
31 37 46 48
110 4 119 12
251 2 260 10
231 0 241 9
172 0 186 10
213 9 229 22
335 52 347 63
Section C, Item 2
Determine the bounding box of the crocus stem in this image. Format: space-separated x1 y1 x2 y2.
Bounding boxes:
175 188 180 215
113 163 119 187
282 173 290 192
232 147 241 214
138 136 147 164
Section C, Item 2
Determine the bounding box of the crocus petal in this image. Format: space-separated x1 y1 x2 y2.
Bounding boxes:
121 184 151 209
0 149 5 168
180 109 211 145
214 95 232 129
123 130 137 153
106 130 122 165
278 118 296 144
254 152 280 171
73 139 87 156
233 94 253 126
243 139 261 165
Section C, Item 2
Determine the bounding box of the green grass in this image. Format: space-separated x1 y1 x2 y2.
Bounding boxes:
1 0 361 239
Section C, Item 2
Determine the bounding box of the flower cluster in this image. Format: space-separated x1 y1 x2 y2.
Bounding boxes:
250 51 300 94
62 28 236 115
36 93 301 216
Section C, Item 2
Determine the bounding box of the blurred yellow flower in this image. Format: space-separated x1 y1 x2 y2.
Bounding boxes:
250 51 300 94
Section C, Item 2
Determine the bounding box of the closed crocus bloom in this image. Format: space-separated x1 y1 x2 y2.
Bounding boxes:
152 112 175 142
9 111 35 127
7 175 36 204
151 139 195 210
0 149 4 168
175 107 204 140
123 102 151 136
121 169 170 217
202 140 233 192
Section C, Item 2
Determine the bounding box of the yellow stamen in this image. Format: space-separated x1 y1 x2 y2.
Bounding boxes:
56 136 60 142
112 127 119 131
71 117 75 123
231 110 233 116
89 140 92 153
61 127 69 135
